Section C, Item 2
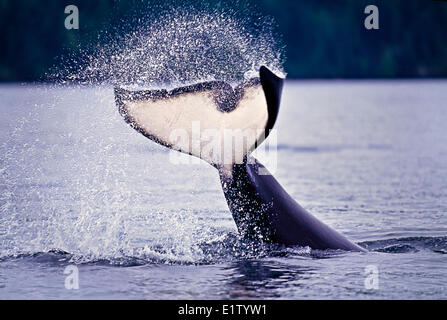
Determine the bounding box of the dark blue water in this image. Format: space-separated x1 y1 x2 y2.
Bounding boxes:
0 81 446 299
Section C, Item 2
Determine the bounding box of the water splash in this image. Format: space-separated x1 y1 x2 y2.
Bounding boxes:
56 5 285 87
1 4 287 265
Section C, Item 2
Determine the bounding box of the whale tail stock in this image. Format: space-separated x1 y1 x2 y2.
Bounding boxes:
221 157 366 251
114 66 366 252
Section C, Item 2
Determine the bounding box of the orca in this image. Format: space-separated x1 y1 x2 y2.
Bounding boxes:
114 66 366 252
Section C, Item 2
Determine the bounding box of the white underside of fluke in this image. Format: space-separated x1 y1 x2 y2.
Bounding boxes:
119 84 269 176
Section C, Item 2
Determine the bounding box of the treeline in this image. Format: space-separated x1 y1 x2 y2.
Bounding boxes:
0 0 446 81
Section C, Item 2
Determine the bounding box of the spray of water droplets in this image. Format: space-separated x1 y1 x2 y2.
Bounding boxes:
59 5 285 87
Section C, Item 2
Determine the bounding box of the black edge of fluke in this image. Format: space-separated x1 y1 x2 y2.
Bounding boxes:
259 66 284 137
114 86 127 118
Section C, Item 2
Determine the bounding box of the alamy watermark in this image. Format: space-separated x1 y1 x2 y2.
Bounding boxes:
64 265 79 290
364 5 379 30
167 123 278 175
64 5 79 30
364 265 379 290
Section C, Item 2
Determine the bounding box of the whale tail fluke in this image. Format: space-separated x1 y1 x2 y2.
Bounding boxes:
114 66 284 176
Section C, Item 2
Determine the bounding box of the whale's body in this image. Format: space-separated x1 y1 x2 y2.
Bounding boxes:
115 66 365 252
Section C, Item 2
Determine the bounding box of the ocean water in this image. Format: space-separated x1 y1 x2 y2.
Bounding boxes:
0 81 446 299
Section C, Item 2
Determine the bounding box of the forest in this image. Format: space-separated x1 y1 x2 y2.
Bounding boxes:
0 0 446 81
